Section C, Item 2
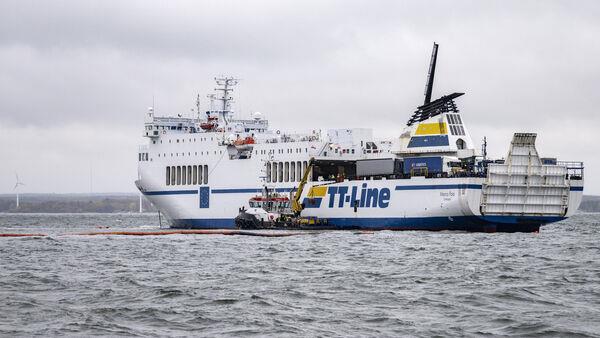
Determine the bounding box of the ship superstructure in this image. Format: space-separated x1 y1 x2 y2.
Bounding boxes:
136 44 584 232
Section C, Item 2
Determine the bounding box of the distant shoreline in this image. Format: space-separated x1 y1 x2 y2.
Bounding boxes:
0 194 156 213
0 193 599 213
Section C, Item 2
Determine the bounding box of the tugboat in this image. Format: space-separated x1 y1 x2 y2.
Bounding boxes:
235 159 329 229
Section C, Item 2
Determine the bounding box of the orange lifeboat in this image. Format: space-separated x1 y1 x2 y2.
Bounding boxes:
233 136 255 145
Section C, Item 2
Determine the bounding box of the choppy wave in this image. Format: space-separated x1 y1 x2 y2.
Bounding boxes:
0 213 599 337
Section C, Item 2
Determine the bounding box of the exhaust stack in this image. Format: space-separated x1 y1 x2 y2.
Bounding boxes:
424 42 438 105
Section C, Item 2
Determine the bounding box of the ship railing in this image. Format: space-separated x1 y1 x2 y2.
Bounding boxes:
557 161 584 180
265 134 320 144
151 116 198 124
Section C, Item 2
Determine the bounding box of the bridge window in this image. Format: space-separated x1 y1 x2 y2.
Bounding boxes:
177 166 182 185
187 166 192 185
272 162 278 182
297 161 302 182
182 166 186 184
266 162 272 183
193 165 198 184
203 165 209 184
166 167 171 185
171 166 176 185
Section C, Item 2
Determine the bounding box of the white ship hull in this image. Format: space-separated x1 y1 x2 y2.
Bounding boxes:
138 172 583 232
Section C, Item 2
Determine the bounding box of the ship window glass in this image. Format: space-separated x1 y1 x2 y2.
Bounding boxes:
272 162 277 182
459 126 465 135
456 115 462 124
290 162 296 182
181 166 186 184
297 161 302 182
166 167 171 186
138 153 141 161
266 162 271 183
193 165 198 185
278 162 283 183
171 166 176 185
177 166 182 185
203 165 208 184
187 166 192 185
285 162 290 182
198 165 203 185
303 161 308 181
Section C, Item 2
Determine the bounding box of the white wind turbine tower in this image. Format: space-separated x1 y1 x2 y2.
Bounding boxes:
14 173 25 209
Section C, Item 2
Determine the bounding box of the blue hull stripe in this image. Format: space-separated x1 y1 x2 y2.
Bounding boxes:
144 184 483 196
171 215 565 232
144 190 197 196
145 184 581 196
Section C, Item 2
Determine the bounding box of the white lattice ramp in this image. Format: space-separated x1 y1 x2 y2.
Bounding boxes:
481 133 569 216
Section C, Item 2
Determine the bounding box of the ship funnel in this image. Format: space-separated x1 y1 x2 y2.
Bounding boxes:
424 42 438 105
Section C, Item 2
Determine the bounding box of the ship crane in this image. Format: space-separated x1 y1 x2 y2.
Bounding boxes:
291 157 315 215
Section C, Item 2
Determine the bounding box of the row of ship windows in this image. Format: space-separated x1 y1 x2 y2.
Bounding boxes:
152 149 309 158
138 153 149 161
266 161 310 183
152 137 215 145
158 151 222 158
166 165 209 186
257 148 309 155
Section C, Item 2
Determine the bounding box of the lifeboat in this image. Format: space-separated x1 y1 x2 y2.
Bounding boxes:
233 136 255 146
200 116 219 130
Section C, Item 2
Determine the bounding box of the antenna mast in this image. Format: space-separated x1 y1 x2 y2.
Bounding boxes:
424 42 439 105
196 94 201 120
214 77 239 125
482 136 488 160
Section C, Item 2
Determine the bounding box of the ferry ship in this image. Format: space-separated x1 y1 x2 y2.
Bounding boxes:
135 43 584 232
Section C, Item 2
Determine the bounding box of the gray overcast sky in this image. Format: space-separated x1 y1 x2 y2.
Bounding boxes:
1 0 599 194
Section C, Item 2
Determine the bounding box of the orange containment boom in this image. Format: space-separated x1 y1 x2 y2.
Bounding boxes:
0 229 315 238
0 233 47 237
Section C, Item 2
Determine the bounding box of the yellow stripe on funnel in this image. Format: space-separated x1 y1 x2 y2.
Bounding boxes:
415 122 447 135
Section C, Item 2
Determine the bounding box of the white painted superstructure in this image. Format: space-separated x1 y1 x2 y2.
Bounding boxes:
136 45 584 232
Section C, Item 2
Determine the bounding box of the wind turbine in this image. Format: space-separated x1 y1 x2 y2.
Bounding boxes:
14 173 25 209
